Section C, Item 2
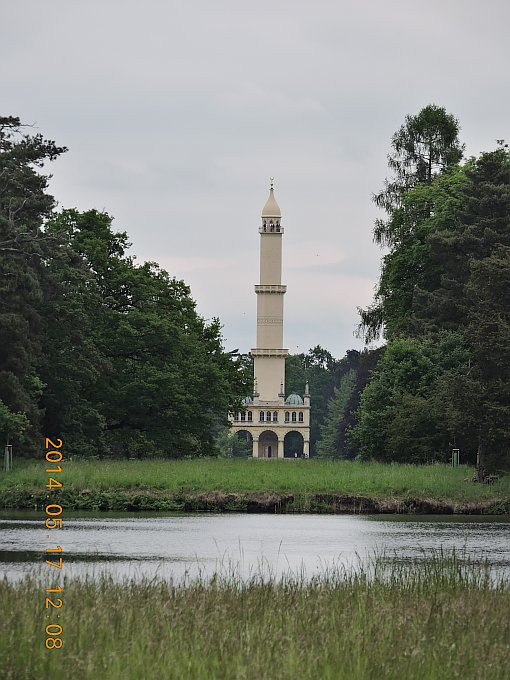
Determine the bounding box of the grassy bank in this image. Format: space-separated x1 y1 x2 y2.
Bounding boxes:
1 556 509 680
1 459 509 513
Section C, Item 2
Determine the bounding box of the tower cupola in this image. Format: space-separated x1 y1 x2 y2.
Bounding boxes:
261 179 282 233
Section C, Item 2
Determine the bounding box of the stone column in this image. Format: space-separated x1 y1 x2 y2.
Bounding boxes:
303 440 310 458
252 438 259 458
277 437 284 459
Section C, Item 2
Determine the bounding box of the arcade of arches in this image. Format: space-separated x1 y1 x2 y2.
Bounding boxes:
235 429 306 458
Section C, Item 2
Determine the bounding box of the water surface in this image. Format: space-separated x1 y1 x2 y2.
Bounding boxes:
1 511 509 582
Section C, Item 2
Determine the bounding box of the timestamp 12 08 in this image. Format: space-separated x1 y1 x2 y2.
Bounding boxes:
44 437 64 650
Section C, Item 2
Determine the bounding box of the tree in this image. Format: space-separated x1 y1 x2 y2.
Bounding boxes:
350 333 468 463
413 149 510 474
0 116 66 449
303 345 336 371
286 347 382 457
359 105 464 342
353 146 510 471
285 347 338 454
363 165 470 341
215 427 252 458
0 401 29 445
374 104 464 226
42 209 251 458
324 348 383 459
316 370 357 458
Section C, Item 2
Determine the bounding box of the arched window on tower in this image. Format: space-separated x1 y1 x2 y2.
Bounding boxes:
291 412 297 423
263 221 267 232
298 412 304 423
276 222 280 232
285 411 290 423
247 411 252 422
266 411 271 422
270 222 275 232
272 411 278 422
260 411 265 422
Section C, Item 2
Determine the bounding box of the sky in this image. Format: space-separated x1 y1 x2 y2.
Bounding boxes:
2 0 509 358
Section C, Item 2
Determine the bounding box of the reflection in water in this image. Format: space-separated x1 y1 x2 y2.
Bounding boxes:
1 512 509 583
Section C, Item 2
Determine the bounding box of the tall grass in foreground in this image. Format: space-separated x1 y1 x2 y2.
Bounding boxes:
2 553 509 680
2 459 510 502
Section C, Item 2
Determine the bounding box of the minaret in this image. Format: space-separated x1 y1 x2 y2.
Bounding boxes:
229 181 310 459
251 179 288 403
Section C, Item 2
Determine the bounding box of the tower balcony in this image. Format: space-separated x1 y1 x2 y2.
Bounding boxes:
250 348 289 358
259 225 284 234
254 285 286 294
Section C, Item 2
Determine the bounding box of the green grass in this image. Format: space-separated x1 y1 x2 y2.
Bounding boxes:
2 459 509 503
2 554 509 679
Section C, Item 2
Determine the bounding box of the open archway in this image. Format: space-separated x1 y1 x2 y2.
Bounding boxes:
234 430 252 458
284 431 304 458
258 430 278 458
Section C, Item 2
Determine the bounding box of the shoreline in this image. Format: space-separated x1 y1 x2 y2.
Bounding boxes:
1 488 509 514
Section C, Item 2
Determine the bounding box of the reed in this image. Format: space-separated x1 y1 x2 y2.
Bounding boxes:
1 553 509 679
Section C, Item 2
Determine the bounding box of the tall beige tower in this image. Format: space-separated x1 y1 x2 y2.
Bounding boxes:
252 180 287 400
230 181 311 458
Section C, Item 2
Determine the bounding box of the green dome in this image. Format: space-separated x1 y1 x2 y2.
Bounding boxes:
285 393 303 405
242 396 253 405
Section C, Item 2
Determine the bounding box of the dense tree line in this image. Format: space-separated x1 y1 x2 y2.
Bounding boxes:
351 106 510 473
0 116 250 458
285 346 381 457
2 111 508 470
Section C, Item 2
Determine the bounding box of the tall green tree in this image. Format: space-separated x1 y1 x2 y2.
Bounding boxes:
351 333 468 463
42 209 250 458
354 145 510 471
39 210 109 456
374 104 464 226
412 149 510 474
365 166 469 341
360 105 464 341
316 369 357 459
0 116 66 448
318 348 383 459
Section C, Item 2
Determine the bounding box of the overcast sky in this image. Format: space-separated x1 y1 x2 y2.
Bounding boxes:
3 0 509 358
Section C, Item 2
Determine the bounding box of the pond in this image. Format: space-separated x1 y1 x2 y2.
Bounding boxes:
1 511 509 582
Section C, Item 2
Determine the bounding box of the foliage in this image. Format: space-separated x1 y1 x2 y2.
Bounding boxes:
0 116 66 449
351 333 468 463
356 104 509 471
0 400 29 443
415 149 510 472
316 369 357 459
373 104 464 238
285 346 337 454
0 117 250 458
365 166 470 341
360 105 464 342
286 347 382 457
39 209 251 458
215 428 252 458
